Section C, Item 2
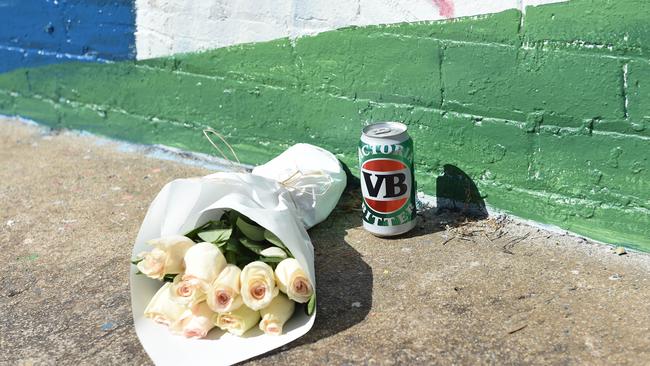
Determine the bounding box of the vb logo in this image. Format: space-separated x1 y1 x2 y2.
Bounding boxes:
361 158 411 214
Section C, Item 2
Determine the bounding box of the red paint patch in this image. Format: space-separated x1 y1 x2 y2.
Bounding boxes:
362 159 406 172
365 197 408 213
433 0 455 18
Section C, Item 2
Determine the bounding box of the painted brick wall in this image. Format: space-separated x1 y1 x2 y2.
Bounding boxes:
0 0 648 249
134 0 564 59
0 0 136 73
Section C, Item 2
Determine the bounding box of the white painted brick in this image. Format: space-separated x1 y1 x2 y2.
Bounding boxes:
135 0 568 59
453 0 519 18
523 0 568 8
357 0 441 24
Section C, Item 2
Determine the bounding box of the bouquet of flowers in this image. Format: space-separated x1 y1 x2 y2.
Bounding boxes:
133 209 316 338
130 144 346 365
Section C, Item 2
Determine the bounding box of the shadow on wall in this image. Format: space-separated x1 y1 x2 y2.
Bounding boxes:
390 164 488 240
330 161 490 241
435 164 488 219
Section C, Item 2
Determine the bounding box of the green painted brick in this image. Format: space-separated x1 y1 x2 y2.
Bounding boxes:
11 96 63 126
295 31 442 108
524 0 650 56
1 0 649 250
483 182 650 248
142 38 301 88
442 44 625 124
0 90 13 111
531 132 649 205
627 60 650 127
594 119 650 138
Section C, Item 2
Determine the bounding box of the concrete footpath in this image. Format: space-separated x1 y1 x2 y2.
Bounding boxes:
1 116 649 365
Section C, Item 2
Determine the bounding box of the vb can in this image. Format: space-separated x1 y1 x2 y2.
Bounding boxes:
358 122 416 236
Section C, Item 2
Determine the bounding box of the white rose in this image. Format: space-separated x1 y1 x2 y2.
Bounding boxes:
259 293 295 336
137 235 194 280
213 304 261 336
170 275 206 306
171 301 216 339
240 261 279 310
183 242 227 287
144 282 188 326
207 264 243 313
274 258 313 303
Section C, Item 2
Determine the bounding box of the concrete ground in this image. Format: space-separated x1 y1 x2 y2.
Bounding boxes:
1 116 649 366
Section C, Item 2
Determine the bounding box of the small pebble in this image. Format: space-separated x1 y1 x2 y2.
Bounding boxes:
609 274 622 281
351 302 361 308
101 322 116 331
615 247 627 256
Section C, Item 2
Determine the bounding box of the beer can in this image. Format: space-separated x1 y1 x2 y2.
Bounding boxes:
358 122 416 236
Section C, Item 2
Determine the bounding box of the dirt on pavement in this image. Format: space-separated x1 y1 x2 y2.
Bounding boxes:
1 116 649 365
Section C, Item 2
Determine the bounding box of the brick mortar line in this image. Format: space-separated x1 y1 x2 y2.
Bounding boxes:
372 32 647 62
133 63 650 138
479 180 650 215
0 89 327 157
1 99 645 218
2 89 649 208
134 54 650 141
1 90 648 215
2 89 210 131
2 86 649 143
134 64 288 90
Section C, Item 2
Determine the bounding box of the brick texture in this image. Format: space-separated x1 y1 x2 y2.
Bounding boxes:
0 0 649 247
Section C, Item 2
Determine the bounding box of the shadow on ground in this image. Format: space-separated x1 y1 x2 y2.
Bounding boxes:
390 164 488 240
246 163 491 362
243 183 373 363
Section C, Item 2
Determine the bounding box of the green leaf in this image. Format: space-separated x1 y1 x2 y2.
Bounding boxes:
225 250 238 264
237 254 257 268
263 230 289 251
239 237 269 255
227 210 240 226
236 217 265 241
184 215 233 241
306 293 316 315
259 256 284 263
224 233 252 264
198 228 232 243
225 234 242 252
130 257 144 265
183 221 213 240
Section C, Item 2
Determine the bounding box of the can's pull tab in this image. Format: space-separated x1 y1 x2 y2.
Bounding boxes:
373 127 392 136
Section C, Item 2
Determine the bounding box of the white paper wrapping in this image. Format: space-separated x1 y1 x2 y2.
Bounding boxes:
252 143 347 229
130 143 346 365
